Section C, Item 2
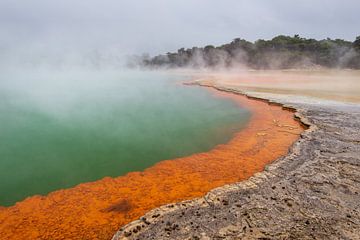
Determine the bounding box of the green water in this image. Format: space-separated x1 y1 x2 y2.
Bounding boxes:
0 69 250 206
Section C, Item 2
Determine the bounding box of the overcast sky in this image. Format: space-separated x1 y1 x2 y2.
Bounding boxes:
0 0 359 65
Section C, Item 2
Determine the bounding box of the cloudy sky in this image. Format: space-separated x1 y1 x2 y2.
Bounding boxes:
0 0 359 65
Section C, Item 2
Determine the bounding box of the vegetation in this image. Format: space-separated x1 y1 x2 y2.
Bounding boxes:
130 35 360 69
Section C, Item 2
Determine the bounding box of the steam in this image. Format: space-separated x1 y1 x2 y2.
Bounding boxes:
206 70 360 103
0 47 127 71
0 68 152 121
1 0 359 71
130 36 360 71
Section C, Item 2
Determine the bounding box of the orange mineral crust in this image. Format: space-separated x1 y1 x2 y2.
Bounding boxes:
0 89 304 240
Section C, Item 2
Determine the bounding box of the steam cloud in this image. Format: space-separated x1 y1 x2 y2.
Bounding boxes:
0 0 359 70
129 36 360 70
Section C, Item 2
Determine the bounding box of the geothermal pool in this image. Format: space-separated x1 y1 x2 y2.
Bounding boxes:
0 69 250 206
0 70 304 240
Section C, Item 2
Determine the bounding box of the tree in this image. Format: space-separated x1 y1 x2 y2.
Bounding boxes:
138 35 359 69
177 48 185 54
353 36 360 51
204 45 215 52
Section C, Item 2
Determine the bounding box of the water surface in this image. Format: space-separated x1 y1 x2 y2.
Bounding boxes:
0 69 250 206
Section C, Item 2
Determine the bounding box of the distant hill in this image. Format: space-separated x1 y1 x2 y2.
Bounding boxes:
129 35 360 69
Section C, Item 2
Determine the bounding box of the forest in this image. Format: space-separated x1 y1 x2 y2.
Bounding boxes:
130 35 360 69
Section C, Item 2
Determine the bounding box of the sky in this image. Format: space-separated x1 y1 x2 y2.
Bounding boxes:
0 0 359 66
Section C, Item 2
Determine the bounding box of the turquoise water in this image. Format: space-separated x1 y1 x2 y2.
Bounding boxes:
0 69 250 206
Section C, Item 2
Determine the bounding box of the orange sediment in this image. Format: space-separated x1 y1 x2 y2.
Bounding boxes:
0 88 304 240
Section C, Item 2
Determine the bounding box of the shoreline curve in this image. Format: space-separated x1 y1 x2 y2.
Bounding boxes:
113 79 360 239
0 82 303 240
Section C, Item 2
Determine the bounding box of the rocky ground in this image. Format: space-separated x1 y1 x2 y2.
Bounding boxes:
113 82 360 240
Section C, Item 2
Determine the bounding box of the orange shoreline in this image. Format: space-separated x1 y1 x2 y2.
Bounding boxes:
0 87 304 240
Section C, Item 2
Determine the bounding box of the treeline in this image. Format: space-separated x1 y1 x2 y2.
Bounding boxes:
129 35 360 69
